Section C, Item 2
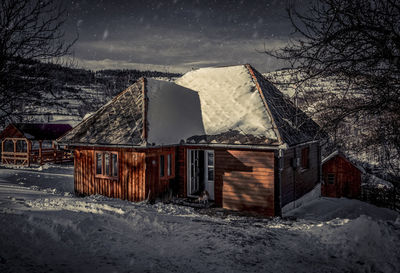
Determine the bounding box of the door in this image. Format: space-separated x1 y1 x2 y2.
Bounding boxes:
204 150 215 200
188 150 200 195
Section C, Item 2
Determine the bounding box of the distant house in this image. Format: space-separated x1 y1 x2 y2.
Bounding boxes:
321 150 363 198
0 123 72 166
57 64 322 216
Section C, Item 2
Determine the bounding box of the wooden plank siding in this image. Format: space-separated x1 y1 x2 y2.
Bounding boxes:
218 150 275 216
321 155 361 198
280 142 320 207
74 147 146 201
176 147 276 216
145 147 176 200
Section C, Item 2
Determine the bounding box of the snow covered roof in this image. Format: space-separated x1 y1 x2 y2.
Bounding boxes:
1 123 72 140
176 64 321 146
57 80 146 146
322 150 365 173
58 65 321 147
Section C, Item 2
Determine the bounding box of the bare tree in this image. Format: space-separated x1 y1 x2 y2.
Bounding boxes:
0 0 76 124
267 0 400 182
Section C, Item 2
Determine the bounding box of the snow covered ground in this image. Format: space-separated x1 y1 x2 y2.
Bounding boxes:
0 165 399 273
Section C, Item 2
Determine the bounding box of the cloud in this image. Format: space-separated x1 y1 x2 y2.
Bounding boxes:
72 58 189 73
72 29 289 72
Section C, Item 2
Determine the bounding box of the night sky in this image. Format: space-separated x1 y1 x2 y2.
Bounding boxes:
63 0 310 73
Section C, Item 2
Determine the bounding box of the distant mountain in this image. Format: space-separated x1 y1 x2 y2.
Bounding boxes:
6 59 181 127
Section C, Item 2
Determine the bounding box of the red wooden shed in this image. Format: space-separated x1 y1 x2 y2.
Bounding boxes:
58 65 322 216
321 151 363 198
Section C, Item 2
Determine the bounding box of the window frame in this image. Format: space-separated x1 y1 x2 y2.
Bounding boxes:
95 151 118 180
159 152 175 179
300 147 310 170
327 173 335 184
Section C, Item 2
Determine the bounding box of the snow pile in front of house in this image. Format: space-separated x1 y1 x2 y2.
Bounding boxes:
146 79 205 145
175 65 278 141
1 166 400 273
285 196 399 221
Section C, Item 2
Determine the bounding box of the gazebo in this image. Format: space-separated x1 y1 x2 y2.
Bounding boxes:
0 123 72 166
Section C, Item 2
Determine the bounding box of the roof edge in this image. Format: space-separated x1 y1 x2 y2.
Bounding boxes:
57 142 283 151
322 150 365 173
245 64 284 145
142 77 148 145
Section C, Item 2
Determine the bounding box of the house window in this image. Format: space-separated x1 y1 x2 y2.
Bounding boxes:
104 153 110 176
167 154 171 176
160 155 165 177
96 153 102 174
112 154 118 177
95 151 118 179
327 173 335 184
207 151 214 181
160 152 175 178
301 147 310 169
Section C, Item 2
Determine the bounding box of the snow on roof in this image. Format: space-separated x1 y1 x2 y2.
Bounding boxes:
146 79 205 145
175 65 279 144
322 150 365 173
59 65 321 147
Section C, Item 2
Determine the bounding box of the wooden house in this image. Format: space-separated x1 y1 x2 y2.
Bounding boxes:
1 123 72 166
321 151 363 198
57 65 322 216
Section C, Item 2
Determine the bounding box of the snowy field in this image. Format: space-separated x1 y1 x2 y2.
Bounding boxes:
0 165 399 273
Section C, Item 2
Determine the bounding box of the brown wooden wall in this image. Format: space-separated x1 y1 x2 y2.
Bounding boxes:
145 147 176 200
218 150 275 216
321 155 361 198
280 142 320 207
176 146 276 216
74 147 146 201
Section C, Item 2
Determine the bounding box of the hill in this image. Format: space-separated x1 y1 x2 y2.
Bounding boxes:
5 59 181 127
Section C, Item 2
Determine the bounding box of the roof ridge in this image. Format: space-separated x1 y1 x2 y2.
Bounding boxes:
142 78 148 145
245 64 284 145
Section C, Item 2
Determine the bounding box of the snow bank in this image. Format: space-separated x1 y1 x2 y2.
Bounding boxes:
146 79 205 145
282 183 321 214
175 65 278 140
286 196 399 222
1 167 400 273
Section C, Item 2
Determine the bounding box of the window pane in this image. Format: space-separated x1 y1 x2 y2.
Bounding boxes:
4 140 14 152
112 154 118 177
16 140 27 152
327 174 335 184
96 153 102 174
160 155 165 177
208 167 214 181
301 148 309 169
105 153 110 176
207 152 214 166
167 154 171 176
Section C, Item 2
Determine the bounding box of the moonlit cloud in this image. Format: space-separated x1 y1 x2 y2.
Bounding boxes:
63 0 310 72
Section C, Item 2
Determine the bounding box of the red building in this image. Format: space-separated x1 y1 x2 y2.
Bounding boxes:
322 151 363 198
1 123 72 166
58 65 322 216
